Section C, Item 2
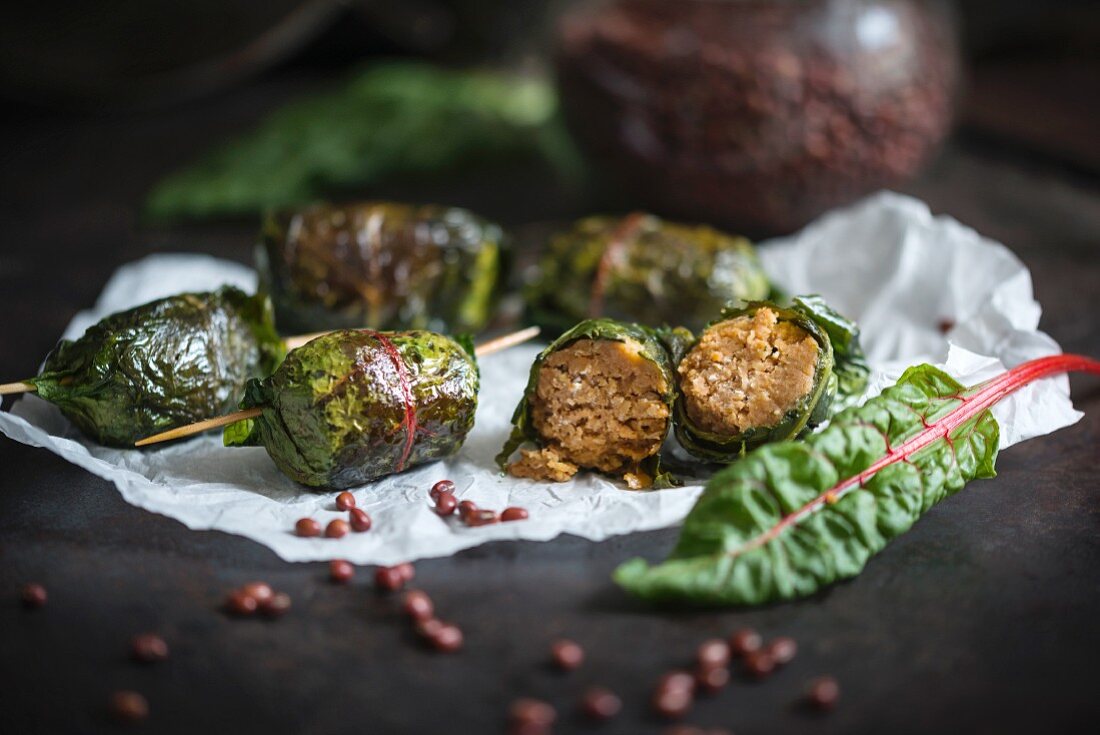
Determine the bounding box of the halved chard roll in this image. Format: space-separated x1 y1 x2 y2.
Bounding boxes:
224 329 479 490
674 295 869 461
497 319 691 489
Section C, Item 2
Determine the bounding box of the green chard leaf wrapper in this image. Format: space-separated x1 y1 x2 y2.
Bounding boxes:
144 63 580 221
674 296 869 461
30 287 284 447
525 213 770 335
257 201 508 335
615 364 1000 606
225 329 479 490
496 318 691 489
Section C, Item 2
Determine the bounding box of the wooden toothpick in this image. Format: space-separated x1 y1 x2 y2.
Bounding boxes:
134 408 263 447
133 326 540 447
0 381 35 396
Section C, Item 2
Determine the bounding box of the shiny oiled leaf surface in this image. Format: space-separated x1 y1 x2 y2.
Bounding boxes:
31 287 283 447
225 330 479 490
616 364 1000 605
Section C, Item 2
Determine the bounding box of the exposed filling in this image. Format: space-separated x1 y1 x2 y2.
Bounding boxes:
508 338 670 483
678 308 819 436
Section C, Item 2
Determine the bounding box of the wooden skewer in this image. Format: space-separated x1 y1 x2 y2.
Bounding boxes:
134 407 262 447
134 326 541 447
472 325 541 358
1 326 542 399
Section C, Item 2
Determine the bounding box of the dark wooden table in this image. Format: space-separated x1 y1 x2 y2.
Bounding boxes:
1 66 1099 735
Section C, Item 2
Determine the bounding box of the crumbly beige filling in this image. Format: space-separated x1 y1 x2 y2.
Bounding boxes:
678 308 819 436
507 446 580 483
507 338 670 482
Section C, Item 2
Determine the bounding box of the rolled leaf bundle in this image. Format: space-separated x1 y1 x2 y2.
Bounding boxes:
224 330 479 489
675 296 869 461
257 201 507 334
525 213 770 335
27 287 284 447
497 319 691 489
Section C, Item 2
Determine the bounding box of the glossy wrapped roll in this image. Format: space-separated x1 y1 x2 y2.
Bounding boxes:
257 201 508 334
224 329 479 489
30 287 284 447
525 213 770 335
497 319 691 489
674 296 869 461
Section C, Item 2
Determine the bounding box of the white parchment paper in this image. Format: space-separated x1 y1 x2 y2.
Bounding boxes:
0 193 1082 563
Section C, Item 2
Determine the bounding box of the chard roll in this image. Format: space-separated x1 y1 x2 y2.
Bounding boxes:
224 329 479 489
525 213 770 335
258 201 508 334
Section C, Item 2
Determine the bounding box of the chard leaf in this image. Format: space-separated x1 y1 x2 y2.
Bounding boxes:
145 63 577 222
617 354 1100 605
617 363 999 605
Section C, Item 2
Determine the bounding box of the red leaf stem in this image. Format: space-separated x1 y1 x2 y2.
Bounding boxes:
364 331 417 473
736 354 1100 556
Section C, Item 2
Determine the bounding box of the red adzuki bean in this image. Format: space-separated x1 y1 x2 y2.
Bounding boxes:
349 508 372 532
294 518 321 537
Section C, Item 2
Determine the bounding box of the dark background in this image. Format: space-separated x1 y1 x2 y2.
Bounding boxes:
1 1 1099 733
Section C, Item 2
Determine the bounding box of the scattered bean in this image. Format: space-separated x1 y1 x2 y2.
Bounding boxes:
241 581 273 603
295 518 321 538
433 493 457 516
807 676 840 710
325 519 349 539
744 650 776 679
335 491 357 511
652 686 693 720
375 566 406 592
509 698 557 729
766 636 798 666
465 509 499 527
329 559 354 583
395 562 415 582
457 500 478 521
349 508 372 532
697 638 731 669
415 617 444 639
109 690 149 723
429 622 464 653
501 507 529 522
695 665 730 694
430 480 456 502
260 592 292 617
550 639 585 671
226 590 258 616
130 634 169 664
659 670 697 694
21 583 47 609
580 686 622 721
402 590 434 622
729 628 762 657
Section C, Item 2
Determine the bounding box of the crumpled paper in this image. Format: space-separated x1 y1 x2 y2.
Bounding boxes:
0 193 1082 564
